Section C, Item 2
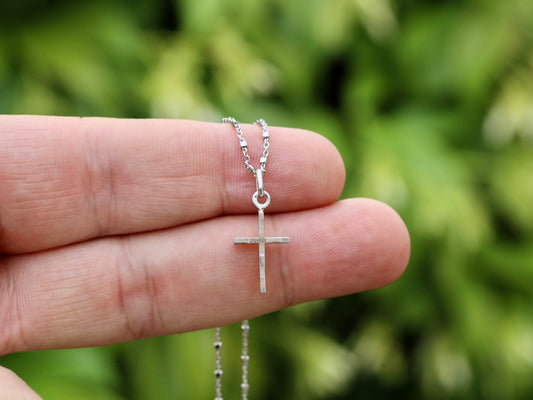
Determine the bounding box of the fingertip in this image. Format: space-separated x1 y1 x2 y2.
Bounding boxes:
356 198 411 287
0 366 42 400
285 197 410 304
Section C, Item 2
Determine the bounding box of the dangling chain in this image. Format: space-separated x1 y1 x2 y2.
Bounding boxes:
213 322 250 400
240 320 250 400
213 118 273 400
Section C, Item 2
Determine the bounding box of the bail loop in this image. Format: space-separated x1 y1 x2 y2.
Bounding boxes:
255 168 265 198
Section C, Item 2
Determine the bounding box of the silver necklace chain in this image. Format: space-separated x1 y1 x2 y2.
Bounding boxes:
214 117 272 400
222 117 270 175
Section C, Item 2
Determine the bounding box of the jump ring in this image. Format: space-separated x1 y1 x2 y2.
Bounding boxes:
252 191 270 210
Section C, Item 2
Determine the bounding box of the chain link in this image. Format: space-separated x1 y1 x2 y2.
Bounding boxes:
222 117 270 175
214 327 223 400
241 320 250 400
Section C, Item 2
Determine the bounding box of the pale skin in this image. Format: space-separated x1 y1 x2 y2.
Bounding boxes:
0 115 410 399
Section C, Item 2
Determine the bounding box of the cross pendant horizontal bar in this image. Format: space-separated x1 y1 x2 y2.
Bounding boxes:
234 209 289 293
234 237 290 244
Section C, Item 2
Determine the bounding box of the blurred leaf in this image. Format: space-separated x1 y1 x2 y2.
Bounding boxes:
488 146 533 233
355 110 492 249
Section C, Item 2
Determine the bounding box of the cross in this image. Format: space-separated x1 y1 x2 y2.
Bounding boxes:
234 209 289 293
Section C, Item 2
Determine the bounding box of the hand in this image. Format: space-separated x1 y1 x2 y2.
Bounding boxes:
0 116 410 399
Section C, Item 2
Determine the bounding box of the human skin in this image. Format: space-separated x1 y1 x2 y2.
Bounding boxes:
0 116 410 398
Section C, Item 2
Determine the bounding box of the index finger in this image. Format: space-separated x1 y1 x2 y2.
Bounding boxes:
0 116 345 253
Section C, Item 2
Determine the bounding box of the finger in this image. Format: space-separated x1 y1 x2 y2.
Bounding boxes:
0 366 42 400
0 115 344 253
0 198 409 355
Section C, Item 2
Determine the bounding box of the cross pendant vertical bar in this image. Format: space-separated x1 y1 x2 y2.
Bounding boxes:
234 195 289 293
258 209 267 293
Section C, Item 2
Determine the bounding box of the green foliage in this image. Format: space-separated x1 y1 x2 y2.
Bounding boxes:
1 0 533 398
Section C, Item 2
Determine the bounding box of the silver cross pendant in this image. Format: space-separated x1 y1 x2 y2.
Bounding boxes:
234 170 289 293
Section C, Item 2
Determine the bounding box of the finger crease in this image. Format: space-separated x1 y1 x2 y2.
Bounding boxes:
81 118 112 237
115 237 161 341
115 239 141 341
0 260 29 355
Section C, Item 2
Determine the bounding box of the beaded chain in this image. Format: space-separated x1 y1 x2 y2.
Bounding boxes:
213 322 249 400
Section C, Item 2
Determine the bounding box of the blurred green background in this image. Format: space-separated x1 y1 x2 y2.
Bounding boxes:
1 0 533 399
